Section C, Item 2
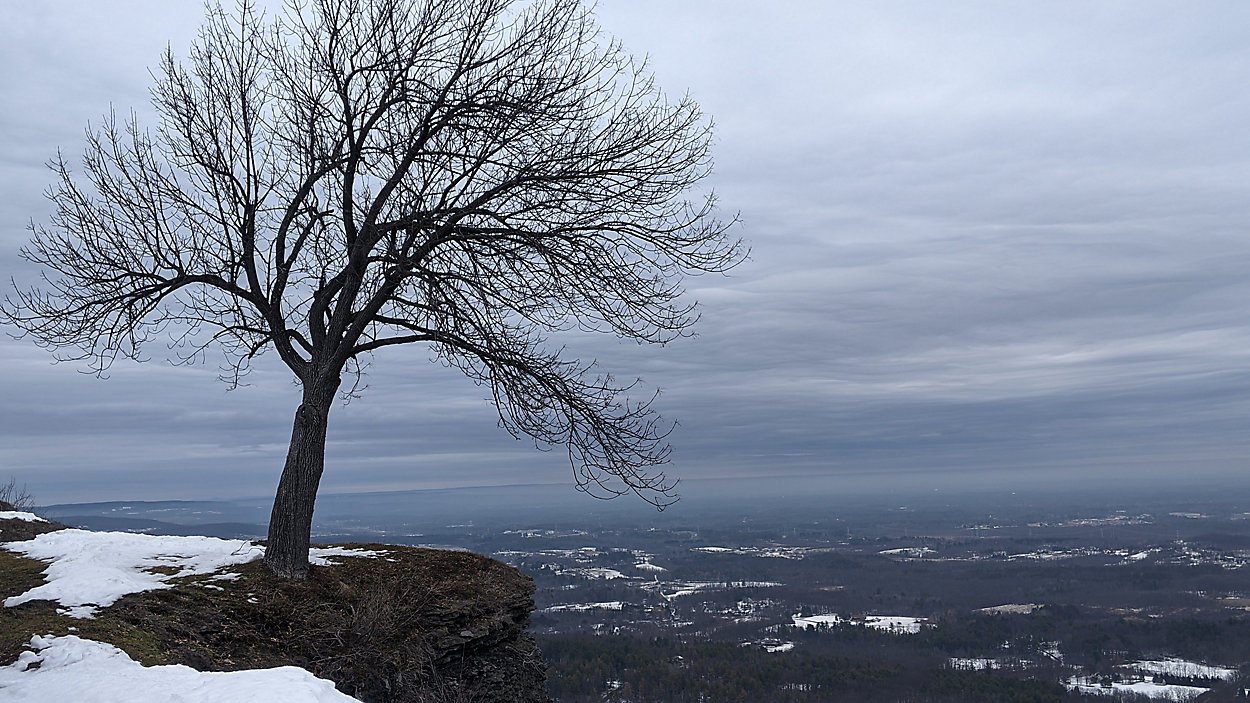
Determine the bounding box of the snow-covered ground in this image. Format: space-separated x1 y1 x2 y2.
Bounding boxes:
0 524 384 701
0 634 359 702
878 547 935 558
0 511 47 523
4 530 265 618
541 601 625 613
791 613 846 629
977 603 1042 615
1124 659 1238 681
689 545 813 559
792 613 932 634
1065 676 1209 701
644 580 784 601
3 528 380 618
564 567 627 580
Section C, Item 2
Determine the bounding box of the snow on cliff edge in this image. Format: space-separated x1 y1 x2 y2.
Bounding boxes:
3 528 381 618
1 522 382 701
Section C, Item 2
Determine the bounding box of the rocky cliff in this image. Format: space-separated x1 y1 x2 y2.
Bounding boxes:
0 514 549 702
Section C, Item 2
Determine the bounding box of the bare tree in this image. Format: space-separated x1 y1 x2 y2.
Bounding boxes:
3 0 741 578
0 477 35 512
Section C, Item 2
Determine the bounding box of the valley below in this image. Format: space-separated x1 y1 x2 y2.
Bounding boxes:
38 473 1250 702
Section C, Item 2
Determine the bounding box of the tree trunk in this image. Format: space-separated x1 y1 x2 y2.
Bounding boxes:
264 376 340 578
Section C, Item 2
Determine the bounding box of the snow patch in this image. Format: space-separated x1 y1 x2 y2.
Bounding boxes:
309 546 387 566
977 603 1042 615
0 634 360 702
1125 659 1237 681
2 530 264 617
792 613 931 634
0 511 46 522
541 601 625 613
651 580 783 600
2 529 384 618
879 547 934 557
1065 676 1209 700
567 567 626 580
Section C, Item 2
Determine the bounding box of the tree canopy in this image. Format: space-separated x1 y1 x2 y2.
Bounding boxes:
4 0 742 577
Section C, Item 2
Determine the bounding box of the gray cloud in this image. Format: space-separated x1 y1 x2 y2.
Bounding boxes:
3 1 1250 504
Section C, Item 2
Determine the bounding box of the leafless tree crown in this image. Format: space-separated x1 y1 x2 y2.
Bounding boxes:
5 0 742 505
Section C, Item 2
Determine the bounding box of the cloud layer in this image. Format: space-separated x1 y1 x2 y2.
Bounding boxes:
2 1 1249 503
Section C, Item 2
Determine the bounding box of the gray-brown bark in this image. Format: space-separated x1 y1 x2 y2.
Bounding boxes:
264 376 341 578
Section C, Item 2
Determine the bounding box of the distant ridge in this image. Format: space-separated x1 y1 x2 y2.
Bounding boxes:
49 515 265 540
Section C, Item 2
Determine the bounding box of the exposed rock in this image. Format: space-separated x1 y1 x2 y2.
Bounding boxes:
113 545 550 702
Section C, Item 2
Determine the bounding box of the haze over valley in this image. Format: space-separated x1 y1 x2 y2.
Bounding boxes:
37 471 1250 701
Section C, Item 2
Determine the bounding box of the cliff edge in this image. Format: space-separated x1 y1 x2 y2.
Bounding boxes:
0 513 549 702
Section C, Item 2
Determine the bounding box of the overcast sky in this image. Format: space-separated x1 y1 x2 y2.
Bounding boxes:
2 1 1249 505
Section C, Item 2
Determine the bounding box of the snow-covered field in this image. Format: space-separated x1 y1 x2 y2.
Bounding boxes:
878 547 935 558
564 567 627 580
1124 659 1238 681
791 613 931 634
1 524 383 701
645 580 784 600
541 601 625 613
977 603 1043 615
1065 676 1209 701
689 545 814 559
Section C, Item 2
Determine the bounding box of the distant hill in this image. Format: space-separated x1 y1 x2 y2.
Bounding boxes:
48 515 265 540
38 500 270 525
